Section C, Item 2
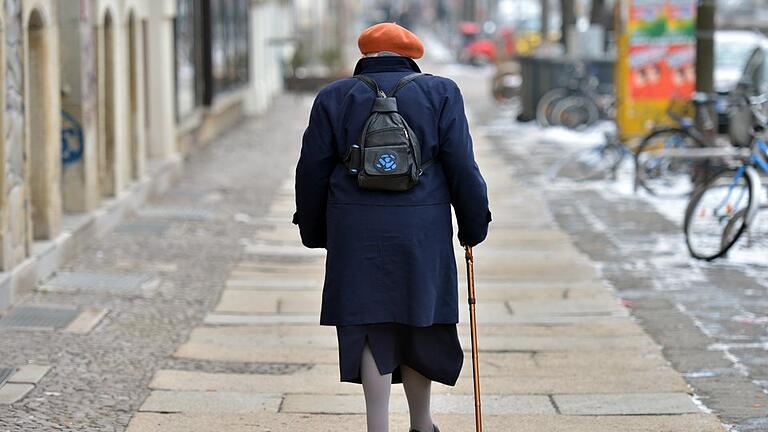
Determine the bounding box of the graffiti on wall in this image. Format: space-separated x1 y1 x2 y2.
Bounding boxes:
61 111 84 165
4 0 24 190
4 0 27 259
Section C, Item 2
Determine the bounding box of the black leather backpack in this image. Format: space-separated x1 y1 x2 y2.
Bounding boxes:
343 73 434 191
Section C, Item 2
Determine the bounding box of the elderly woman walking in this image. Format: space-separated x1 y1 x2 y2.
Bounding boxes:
293 23 491 432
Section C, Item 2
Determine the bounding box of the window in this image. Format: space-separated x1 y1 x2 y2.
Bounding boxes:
174 0 204 120
174 0 250 114
210 0 249 95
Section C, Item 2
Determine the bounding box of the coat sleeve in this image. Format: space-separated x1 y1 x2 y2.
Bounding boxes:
436 81 492 247
294 96 337 248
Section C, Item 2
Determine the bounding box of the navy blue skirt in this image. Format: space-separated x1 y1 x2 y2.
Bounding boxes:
336 323 463 386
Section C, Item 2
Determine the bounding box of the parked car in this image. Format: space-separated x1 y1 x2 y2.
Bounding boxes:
715 30 768 94
714 30 768 135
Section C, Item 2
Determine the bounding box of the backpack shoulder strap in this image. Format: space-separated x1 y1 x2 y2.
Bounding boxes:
390 73 431 96
353 75 385 97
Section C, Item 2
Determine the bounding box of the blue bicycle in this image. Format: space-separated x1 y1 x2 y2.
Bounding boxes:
684 94 768 260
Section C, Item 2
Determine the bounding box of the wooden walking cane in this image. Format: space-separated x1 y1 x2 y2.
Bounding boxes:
464 245 483 432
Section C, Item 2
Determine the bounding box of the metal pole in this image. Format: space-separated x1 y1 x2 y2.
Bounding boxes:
465 245 482 432
695 0 716 129
560 0 575 52
541 0 550 43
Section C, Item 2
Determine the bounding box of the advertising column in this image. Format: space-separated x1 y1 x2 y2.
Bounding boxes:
616 0 697 139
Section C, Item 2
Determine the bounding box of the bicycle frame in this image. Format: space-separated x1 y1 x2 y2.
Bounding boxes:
743 138 766 229
707 138 766 226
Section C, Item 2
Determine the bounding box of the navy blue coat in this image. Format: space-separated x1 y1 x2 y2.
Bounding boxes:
294 56 491 327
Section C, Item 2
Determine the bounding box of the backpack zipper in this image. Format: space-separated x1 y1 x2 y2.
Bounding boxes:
365 126 407 137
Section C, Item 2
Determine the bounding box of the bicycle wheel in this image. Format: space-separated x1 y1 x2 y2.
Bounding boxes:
684 169 755 260
549 143 625 182
536 88 568 127
635 128 700 198
721 207 747 253
551 95 600 130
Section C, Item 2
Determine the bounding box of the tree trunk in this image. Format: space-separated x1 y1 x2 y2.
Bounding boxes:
695 0 716 129
590 0 606 26
560 0 576 51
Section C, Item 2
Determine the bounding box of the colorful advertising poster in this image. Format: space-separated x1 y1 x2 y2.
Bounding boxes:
615 0 697 138
628 0 696 100
629 44 695 99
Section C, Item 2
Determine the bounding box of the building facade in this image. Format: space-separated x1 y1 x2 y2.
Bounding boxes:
0 0 292 310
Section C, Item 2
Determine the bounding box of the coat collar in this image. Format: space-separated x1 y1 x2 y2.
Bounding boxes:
353 56 422 76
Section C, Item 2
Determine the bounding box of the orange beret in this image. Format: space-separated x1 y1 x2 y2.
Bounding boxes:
358 23 424 59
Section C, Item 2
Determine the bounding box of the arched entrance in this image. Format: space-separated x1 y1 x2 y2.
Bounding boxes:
98 11 116 197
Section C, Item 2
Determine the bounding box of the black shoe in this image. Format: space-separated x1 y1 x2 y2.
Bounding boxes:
409 426 440 432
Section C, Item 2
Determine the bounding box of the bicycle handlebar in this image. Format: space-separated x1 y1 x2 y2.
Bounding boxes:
691 92 720 105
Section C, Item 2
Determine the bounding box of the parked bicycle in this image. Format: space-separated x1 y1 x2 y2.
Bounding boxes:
633 92 730 198
536 62 615 130
684 93 768 260
548 129 633 182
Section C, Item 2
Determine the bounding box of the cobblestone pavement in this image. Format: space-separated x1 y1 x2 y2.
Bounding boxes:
481 102 768 431
0 65 731 431
0 94 312 431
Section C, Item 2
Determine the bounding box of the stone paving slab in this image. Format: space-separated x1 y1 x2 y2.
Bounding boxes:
235 257 323 267
224 278 323 290
0 383 34 404
182 321 644 343
227 267 326 279
242 243 326 257
458 304 627 324
203 308 629 327
214 290 322 314
139 390 282 414
214 291 280 314
458 321 645 337
226 270 324 283
554 392 701 415
457 283 611 301
505 299 627 317
150 365 688 395
471 262 599 282
173 343 339 363
180 324 654 352
181 324 336 337
464 334 657 352
229 264 325 276
203 313 319 326
7 365 51 384
280 393 554 415
470 370 689 394
180 326 337 348
63 308 108 333
126 412 726 432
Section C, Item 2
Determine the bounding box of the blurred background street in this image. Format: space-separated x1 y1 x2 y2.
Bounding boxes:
0 0 767 431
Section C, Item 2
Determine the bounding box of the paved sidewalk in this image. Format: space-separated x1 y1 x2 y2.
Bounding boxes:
126 99 726 430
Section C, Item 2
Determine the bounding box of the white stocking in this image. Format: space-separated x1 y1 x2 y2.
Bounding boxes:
361 341 392 432
402 365 434 432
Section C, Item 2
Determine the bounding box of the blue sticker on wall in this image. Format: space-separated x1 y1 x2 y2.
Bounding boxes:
376 153 397 172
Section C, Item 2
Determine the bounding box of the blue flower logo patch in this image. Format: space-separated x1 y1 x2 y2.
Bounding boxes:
375 153 397 172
